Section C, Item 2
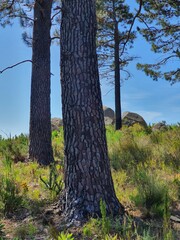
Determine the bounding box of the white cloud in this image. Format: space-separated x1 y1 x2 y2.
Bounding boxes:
137 111 163 123
122 92 151 101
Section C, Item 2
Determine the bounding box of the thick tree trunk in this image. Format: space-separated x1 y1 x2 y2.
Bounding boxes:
29 0 54 165
60 0 124 221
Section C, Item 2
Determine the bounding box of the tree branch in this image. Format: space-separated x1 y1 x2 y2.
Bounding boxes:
0 60 56 76
0 0 15 12
0 60 32 74
103 88 113 96
9 13 34 22
120 0 143 56
51 9 61 21
51 36 60 42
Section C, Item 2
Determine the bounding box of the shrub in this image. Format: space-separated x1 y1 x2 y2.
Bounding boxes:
0 135 28 163
14 223 37 240
131 170 169 217
100 199 111 235
57 232 74 240
52 128 64 163
0 222 6 239
109 132 150 171
150 126 180 169
0 176 24 216
40 163 64 198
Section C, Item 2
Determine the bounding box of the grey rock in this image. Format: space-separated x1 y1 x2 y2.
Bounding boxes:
103 106 115 120
122 111 147 128
104 116 114 125
152 122 167 131
103 106 115 125
170 216 180 223
51 118 63 131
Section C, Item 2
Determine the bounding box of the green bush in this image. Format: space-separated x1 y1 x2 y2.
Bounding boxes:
109 132 150 171
100 199 111 235
0 222 6 239
0 176 24 216
131 170 169 217
14 223 37 240
0 134 28 163
40 163 64 198
52 128 64 163
150 126 180 169
57 232 74 240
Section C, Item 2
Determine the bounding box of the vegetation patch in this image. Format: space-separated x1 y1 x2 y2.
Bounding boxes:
0 124 179 239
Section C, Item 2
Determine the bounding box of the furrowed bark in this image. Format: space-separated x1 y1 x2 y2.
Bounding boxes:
29 0 54 165
114 20 122 130
60 0 124 222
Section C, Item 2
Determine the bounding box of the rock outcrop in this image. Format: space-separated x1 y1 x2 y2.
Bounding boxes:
122 111 147 128
152 122 167 131
51 118 63 131
103 106 115 125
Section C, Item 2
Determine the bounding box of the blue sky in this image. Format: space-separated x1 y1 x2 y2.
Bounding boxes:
0 19 180 137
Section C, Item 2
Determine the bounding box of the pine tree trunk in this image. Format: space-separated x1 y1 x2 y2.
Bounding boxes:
113 3 122 130
60 0 124 221
29 0 54 165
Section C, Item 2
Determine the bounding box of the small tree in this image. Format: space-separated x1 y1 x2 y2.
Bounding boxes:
0 0 61 165
96 0 136 130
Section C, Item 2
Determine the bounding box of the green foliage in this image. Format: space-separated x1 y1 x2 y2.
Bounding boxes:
103 234 118 240
0 125 179 239
150 126 180 169
82 200 111 238
40 163 64 197
0 176 24 216
100 199 111 235
173 178 180 199
0 134 28 163
52 128 64 164
107 124 180 171
14 223 37 240
141 229 155 240
106 126 122 143
2 157 13 174
137 0 180 83
57 232 74 240
82 218 101 238
0 222 6 239
108 130 150 171
131 170 169 217
96 0 136 81
163 191 175 240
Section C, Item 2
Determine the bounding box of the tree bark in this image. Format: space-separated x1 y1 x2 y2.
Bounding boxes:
113 0 122 130
29 0 54 165
114 22 122 130
60 0 124 222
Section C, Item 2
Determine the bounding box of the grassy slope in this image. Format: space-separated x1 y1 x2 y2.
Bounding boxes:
0 124 179 239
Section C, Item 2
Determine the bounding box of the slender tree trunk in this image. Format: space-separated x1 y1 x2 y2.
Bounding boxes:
29 0 54 165
60 0 124 221
113 2 122 130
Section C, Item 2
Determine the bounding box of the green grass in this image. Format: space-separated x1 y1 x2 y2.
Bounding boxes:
0 124 179 239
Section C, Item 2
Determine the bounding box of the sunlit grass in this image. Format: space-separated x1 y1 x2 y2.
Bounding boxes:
0 123 179 239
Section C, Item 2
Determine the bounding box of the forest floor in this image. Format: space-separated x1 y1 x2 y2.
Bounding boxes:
1 195 180 239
